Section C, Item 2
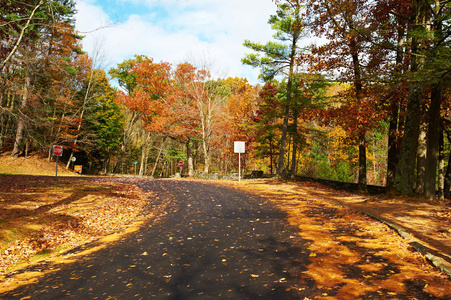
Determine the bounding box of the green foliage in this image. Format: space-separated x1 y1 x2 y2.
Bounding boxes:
83 71 124 154
241 1 304 81
302 139 355 183
92 99 124 151
167 149 187 163
108 55 149 95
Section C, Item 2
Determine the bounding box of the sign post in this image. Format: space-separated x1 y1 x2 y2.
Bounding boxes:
234 142 245 182
178 161 184 177
134 162 138 176
71 156 76 170
52 145 63 177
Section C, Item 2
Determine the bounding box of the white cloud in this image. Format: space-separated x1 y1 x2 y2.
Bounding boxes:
75 0 278 84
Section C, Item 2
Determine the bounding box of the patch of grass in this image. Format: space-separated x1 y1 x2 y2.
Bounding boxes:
32 249 54 260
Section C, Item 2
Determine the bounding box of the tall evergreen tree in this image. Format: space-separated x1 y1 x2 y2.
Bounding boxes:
242 0 305 179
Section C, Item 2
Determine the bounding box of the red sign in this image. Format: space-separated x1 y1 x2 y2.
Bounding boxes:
178 161 184 168
53 145 63 157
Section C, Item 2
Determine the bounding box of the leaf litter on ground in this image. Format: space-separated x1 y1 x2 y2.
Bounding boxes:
211 178 451 299
0 175 154 279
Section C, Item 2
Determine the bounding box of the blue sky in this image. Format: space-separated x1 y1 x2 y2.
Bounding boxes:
74 0 278 85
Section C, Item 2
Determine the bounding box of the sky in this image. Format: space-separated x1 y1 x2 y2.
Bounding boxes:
74 0 279 85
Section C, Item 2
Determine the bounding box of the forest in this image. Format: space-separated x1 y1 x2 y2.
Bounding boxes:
0 0 450 200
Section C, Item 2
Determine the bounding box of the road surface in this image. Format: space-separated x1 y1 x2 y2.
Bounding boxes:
1 180 314 299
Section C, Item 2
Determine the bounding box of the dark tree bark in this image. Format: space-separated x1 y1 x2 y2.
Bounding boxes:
415 102 428 195
290 108 298 179
350 38 367 193
386 99 400 189
276 56 295 179
437 122 445 201
444 140 451 199
424 84 442 199
386 27 407 189
358 134 367 193
394 0 426 195
12 72 30 157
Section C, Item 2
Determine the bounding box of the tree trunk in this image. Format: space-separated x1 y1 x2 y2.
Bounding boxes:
386 100 400 188
0 92 14 152
415 103 428 194
203 151 211 173
394 0 426 195
358 134 367 192
144 142 151 175
350 37 367 193
290 108 298 179
437 124 444 201
186 138 194 177
0 91 5 151
444 150 451 199
103 153 110 174
25 135 31 157
12 72 31 157
202 130 211 173
394 86 422 195
386 27 406 188
67 68 95 169
423 1 445 200
114 111 139 174
423 84 442 199
139 131 151 176
151 137 166 177
276 36 298 179
269 138 273 175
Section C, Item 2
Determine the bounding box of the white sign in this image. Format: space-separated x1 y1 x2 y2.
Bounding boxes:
234 141 245 153
234 141 245 183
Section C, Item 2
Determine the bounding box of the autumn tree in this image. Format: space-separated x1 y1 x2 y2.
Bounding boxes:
109 55 152 174
302 0 394 192
173 62 229 173
218 77 259 173
115 57 172 175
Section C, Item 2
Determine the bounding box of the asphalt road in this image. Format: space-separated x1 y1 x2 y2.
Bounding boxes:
1 179 315 299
